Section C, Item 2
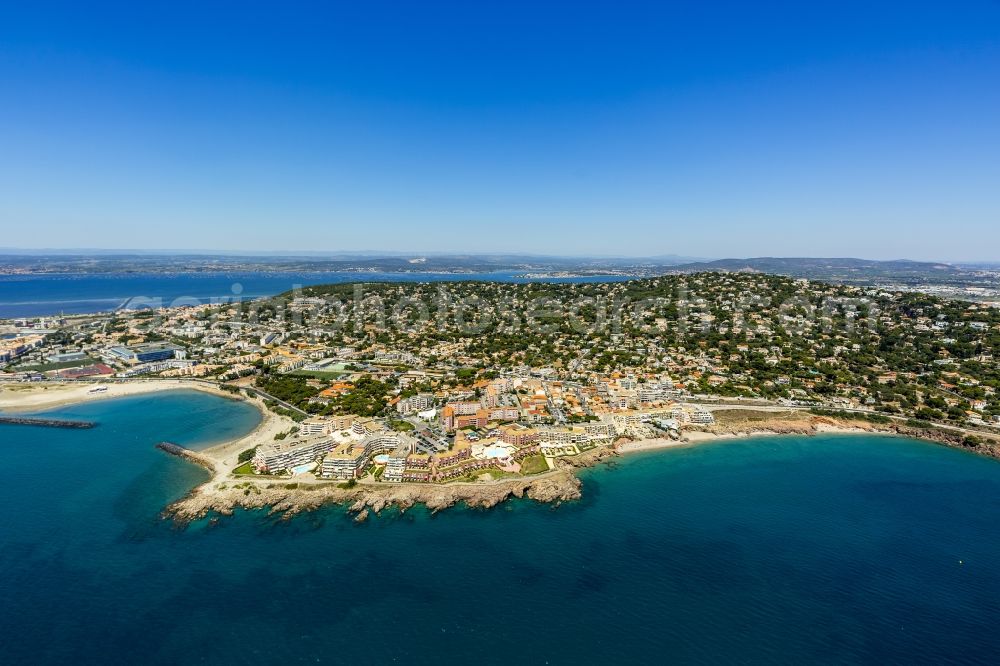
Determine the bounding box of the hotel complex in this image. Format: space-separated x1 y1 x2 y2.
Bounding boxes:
247 372 714 484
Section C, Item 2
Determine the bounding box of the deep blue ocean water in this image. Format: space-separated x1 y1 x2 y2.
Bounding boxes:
0 271 632 318
3 390 1000 664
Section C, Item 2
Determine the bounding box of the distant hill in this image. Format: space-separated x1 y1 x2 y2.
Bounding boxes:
668 257 966 284
0 253 986 288
0 251 704 275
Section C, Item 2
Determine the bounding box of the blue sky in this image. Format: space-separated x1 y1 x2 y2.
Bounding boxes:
1 1 998 260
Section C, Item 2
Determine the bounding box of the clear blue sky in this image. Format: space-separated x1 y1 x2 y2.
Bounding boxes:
1 1 998 260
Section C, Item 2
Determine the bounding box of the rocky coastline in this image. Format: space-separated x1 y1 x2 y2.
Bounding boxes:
692 414 1000 460
163 412 1000 525
165 469 584 523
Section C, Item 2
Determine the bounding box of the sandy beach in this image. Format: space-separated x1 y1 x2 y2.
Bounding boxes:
0 379 238 413
611 424 846 453
0 378 299 481
615 437 690 453
198 400 296 470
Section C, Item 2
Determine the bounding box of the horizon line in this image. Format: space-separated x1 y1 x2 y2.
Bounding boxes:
2 248 998 264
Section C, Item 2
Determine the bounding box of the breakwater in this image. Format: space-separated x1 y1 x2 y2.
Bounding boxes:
155 441 216 472
0 416 96 429
155 441 188 456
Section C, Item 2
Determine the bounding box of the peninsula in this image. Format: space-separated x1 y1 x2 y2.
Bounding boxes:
3 272 999 521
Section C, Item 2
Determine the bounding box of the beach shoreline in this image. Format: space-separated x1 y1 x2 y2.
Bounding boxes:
4 381 1000 523
0 379 242 413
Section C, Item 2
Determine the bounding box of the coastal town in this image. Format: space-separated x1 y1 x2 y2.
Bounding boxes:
3 273 1000 500
8 2 1000 660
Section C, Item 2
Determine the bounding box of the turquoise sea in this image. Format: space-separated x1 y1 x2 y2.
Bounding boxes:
2 390 1000 664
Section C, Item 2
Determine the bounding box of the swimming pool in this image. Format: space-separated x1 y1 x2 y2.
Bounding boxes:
483 444 515 459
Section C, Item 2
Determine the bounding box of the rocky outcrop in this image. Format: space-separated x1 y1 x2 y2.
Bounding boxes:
556 445 617 469
165 469 583 524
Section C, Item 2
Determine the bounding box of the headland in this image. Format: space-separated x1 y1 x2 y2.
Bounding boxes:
6 380 998 523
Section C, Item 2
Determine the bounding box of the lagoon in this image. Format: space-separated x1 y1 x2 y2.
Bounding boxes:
0 271 633 318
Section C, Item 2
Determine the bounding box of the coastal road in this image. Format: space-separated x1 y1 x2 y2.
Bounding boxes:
239 385 310 416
